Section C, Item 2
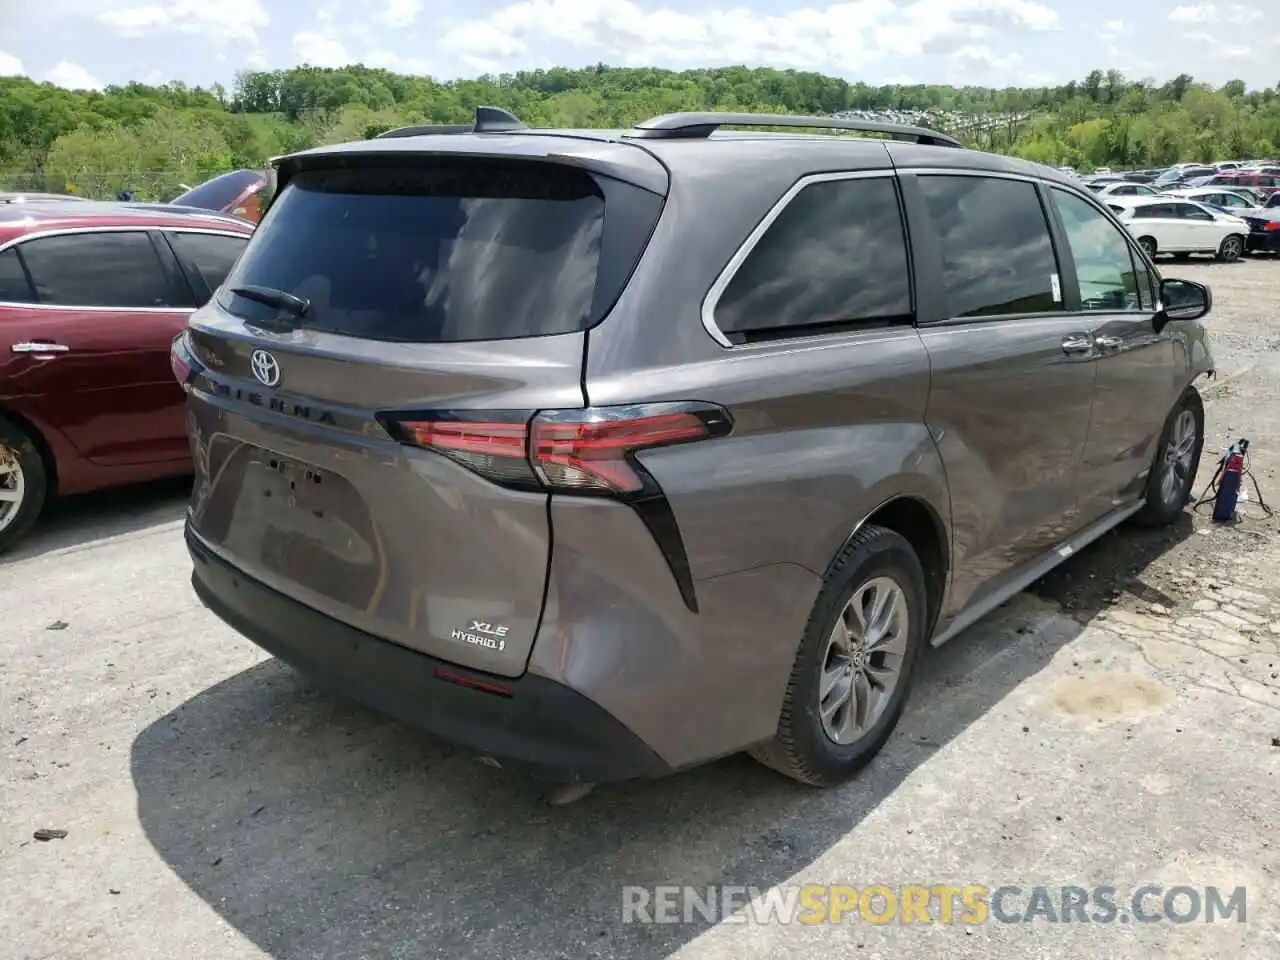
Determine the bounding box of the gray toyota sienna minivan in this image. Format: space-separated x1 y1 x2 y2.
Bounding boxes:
174 108 1215 788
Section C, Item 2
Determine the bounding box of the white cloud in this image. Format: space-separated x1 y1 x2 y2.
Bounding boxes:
1169 3 1261 24
439 0 1060 73
0 51 24 76
378 0 422 27
363 48 434 75
949 44 1022 74
44 60 103 89
293 30 352 67
95 0 269 44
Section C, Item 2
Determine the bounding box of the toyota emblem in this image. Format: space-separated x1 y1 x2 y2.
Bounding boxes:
250 349 281 387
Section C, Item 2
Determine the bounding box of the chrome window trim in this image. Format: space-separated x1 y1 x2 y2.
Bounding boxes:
699 169 899 349
0 224 250 312
905 166 1045 185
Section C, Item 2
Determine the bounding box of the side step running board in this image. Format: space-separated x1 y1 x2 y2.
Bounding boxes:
930 501 1144 648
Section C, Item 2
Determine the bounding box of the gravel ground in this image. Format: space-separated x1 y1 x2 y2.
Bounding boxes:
2 257 1279 960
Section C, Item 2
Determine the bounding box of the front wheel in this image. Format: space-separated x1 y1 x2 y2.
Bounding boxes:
750 525 927 786
1217 234 1244 263
0 417 48 554
1133 388 1204 528
1137 236 1158 260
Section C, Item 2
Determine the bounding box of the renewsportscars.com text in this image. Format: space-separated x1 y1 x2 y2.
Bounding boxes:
621 884 1247 926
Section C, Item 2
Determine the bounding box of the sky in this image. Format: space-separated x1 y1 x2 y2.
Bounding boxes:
0 0 1276 94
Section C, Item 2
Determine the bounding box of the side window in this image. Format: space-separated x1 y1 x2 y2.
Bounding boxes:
0 248 35 303
19 232 175 308
167 232 248 304
714 176 911 339
1174 203 1213 221
916 175 1060 318
1051 188 1145 312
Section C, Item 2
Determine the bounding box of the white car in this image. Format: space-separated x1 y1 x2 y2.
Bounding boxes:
1162 186 1266 216
1106 195 1249 262
1089 180 1162 199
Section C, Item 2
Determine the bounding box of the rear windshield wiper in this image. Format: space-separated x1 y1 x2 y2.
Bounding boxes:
229 284 311 318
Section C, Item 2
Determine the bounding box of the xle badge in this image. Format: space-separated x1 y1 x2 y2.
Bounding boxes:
451 620 510 652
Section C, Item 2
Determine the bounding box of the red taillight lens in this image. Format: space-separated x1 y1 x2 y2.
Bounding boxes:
392 417 538 489
384 403 731 497
531 412 711 494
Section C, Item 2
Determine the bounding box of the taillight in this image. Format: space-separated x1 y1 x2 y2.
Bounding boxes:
531 410 720 494
170 331 196 390
382 402 732 612
382 403 732 498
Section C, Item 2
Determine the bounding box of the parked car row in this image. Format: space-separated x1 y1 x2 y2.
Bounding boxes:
0 168 269 223
0 202 253 550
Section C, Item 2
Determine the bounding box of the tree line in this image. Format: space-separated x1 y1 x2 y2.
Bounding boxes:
1 64 1278 200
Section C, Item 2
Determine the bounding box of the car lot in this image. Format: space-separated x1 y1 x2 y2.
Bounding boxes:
3 259 1280 959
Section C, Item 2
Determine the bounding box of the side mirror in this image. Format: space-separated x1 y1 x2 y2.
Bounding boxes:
1154 278 1211 333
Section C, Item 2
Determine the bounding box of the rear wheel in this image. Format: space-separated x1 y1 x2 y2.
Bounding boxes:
0 417 48 554
1137 236 1157 259
1216 234 1244 263
1133 388 1204 528
750 525 927 786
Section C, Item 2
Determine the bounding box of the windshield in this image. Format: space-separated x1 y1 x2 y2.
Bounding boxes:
173 170 265 211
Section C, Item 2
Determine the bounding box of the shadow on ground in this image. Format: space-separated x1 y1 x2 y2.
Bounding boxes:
0 476 190 565
130 518 1195 960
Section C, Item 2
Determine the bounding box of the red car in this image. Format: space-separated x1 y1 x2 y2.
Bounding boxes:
0 202 253 551
1203 172 1280 196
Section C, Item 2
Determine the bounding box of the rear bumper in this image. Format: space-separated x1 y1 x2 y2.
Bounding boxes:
186 524 669 783
1246 232 1280 253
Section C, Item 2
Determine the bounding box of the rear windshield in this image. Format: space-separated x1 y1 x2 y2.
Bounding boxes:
173 170 264 211
219 160 654 343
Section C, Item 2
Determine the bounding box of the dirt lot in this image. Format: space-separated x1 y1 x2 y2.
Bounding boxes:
2 258 1280 960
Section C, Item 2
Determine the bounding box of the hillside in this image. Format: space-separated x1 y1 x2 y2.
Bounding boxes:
1 64 1278 200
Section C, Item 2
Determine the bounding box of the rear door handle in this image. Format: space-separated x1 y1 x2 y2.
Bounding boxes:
11 341 70 354
1061 334 1094 356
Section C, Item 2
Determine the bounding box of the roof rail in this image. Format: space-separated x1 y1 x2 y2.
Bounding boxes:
627 111 962 147
375 123 473 139
373 105 527 140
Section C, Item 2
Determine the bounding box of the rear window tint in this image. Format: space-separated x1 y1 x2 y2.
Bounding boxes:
220 161 656 343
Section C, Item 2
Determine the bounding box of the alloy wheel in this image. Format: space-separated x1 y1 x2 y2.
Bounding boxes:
1159 408 1198 507
1221 236 1242 262
818 576 910 745
0 443 26 534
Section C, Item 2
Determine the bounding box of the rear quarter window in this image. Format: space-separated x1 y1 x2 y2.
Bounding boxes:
712 175 912 341
0 247 34 303
219 160 662 343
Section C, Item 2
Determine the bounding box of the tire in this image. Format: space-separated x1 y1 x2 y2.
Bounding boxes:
1137 236 1157 259
750 525 928 786
1133 387 1204 528
1216 235 1244 263
0 416 48 554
